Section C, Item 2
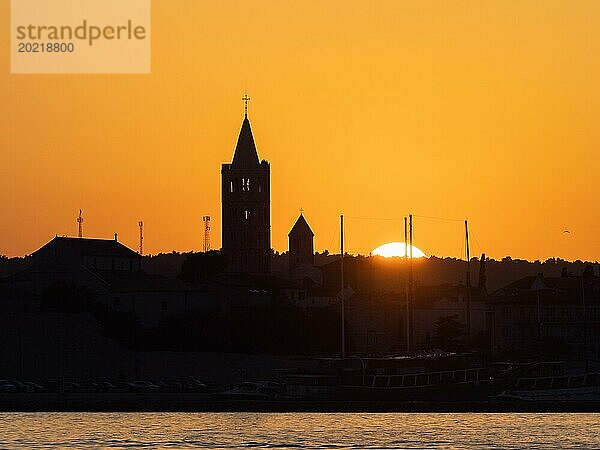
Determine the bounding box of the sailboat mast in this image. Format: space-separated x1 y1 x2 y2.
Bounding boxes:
404 216 410 353
465 219 472 340
409 214 414 349
340 214 345 358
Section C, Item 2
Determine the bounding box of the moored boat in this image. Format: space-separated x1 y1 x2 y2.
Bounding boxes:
497 372 600 402
283 351 494 401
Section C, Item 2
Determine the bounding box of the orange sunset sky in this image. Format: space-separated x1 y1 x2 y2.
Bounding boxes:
1 0 599 261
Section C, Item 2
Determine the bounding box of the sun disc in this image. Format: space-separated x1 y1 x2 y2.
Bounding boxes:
372 242 426 258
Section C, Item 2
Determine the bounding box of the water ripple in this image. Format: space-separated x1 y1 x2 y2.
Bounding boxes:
0 412 598 449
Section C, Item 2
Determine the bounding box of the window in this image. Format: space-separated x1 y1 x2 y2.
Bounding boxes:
113 297 120 307
161 301 168 311
502 307 511 319
229 180 234 193
242 178 251 191
299 292 306 301
244 209 250 221
502 326 512 338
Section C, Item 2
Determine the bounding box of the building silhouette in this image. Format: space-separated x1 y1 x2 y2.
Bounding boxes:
35 236 141 274
221 107 271 275
288 212 314 273
489 272 600 359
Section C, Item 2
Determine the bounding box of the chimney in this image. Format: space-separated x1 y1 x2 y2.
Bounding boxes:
114 233 118 242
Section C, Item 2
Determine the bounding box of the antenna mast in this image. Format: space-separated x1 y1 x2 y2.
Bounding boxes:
139 221 144 255
203 216 211 252
77 210 83 238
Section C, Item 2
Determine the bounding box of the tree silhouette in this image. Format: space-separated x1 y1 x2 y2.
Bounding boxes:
583 265 594 278
178 251 228 281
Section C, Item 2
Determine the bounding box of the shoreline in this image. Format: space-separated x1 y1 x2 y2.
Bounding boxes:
1 393 599 413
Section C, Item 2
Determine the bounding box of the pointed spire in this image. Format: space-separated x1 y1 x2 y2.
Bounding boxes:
231 93 260 168
232 116 260 168
289 212 314 237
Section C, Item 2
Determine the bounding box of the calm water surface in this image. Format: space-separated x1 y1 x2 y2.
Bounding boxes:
0 413 598 449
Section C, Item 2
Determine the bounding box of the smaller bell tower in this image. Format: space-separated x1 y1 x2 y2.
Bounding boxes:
288 211 314 273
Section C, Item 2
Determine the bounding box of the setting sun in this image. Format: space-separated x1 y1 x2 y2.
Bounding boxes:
372 242 426 258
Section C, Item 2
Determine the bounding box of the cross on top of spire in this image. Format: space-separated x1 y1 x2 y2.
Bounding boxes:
242 92 251 118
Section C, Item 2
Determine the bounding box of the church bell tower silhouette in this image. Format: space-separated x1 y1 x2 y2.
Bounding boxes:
221 94 271 275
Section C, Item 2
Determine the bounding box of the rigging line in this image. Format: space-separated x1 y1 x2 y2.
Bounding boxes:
328 221 338 254
346 214 464 223
470 227 484 257
346 216 404 221
412 214 464 223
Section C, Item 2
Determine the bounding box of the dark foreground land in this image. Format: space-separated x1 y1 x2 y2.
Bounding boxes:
1 393 599 413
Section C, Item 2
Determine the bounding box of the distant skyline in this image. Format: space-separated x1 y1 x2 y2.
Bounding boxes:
2 1 599 261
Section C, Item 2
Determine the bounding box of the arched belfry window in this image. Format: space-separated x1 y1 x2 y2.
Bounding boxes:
242 178 251 192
